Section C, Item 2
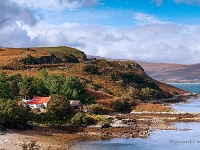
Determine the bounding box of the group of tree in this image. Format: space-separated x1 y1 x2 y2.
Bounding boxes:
0 70 88 130
0 70 86 103
0 94 74 130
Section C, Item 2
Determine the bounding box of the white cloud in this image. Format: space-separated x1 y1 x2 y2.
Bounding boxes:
151 0 200 6
12 0 99 10
18 20 200 64
0 23 30 47
174 0 200 5
134 13 167 25
151 0 163 6
0 0 38 27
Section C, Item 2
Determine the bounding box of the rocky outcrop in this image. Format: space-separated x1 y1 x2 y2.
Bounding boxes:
78 116 150 139
38 54 62 64
21 54 62 65
80 126 149 139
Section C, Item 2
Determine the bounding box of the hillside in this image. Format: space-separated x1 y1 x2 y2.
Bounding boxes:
0 46 186 103
136 61 200 83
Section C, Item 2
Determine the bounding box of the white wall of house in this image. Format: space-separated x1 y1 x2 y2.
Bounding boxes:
28 104 43 109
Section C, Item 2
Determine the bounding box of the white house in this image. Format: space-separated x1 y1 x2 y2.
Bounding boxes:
26 96 51 109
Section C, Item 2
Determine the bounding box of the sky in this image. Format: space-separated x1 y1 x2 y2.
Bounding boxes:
1 0 200 64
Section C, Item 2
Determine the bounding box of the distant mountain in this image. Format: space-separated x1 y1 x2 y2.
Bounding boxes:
136 61 200 83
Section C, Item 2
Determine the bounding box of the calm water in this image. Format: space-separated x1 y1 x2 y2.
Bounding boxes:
170 83 200 94
71 84 200 150
171 83 200 113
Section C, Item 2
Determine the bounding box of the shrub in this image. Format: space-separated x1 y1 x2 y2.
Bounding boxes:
88 104 110 115
21 140 40 150
83 65 100 75
85 96 96 105
141 87 159 100
71 112 86 125
96 115 112 125
82 115 96 125
63 54 80 63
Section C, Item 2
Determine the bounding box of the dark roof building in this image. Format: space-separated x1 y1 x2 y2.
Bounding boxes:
69 100 83 110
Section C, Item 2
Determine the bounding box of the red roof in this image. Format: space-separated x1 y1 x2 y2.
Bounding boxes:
27 96 51 105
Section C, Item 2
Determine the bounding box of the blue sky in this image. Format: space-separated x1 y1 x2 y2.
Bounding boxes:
44 0 200 26
1 0 200 64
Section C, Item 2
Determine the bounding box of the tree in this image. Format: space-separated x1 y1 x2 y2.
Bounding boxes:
141 87 159 100
83 65 99 75
60 76 85 101
0 73 11 100
85 96 96 105
114 100 123 112
8 73 22 82
38 69 48 80
47 95 73 123
34 78 50 96
18 76 36 99
0 82 11 100
7 74 22 100
0 100 29 129
45 75 62 94
0 72 7 82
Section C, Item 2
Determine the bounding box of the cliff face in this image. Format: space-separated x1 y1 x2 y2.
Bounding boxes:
0 46 186 101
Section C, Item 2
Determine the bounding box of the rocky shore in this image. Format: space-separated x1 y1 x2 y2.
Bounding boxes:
76 111 200 139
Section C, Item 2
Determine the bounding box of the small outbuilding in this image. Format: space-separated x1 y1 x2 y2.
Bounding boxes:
69 100 83 110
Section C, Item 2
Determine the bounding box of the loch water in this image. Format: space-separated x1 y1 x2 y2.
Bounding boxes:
71 83 200 150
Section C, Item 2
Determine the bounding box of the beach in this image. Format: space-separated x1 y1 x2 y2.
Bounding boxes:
0 126 84 150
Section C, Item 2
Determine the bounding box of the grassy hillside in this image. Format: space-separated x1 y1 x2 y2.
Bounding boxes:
0 46 186 103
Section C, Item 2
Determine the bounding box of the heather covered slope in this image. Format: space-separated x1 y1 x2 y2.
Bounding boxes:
0 46 186 102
